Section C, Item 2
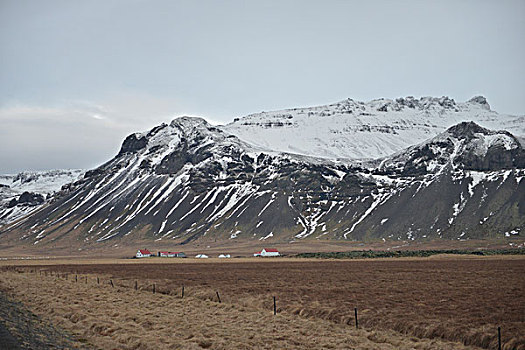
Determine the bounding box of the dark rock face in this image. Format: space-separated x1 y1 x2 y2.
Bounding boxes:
18 192 45 205
7 198 17 208
448 122 525 171
7 192 45 208
457 145 525 171
1 119 523 247
118 134 148 155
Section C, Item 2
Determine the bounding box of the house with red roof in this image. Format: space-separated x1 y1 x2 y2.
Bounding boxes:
136 249 152 258
254 248 280 257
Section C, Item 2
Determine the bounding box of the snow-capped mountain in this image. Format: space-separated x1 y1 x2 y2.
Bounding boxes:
0 169 84 225
222 96 525 160
0 114 522 249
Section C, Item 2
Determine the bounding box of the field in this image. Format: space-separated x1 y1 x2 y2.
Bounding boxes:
1 256 524 349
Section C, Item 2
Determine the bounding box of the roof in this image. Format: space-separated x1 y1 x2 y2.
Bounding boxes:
138 249 151 254
263 248 279 252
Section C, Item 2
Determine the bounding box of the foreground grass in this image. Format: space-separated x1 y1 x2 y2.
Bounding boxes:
0 270 480 350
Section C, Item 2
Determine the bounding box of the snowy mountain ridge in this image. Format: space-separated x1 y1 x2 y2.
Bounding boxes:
0 169 84 225
222 96 525 161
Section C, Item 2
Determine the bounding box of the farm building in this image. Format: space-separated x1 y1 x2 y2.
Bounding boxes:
254 248 280 257
136 249 152 258
158 251 187 258
195 254 209 258
218 254 231 258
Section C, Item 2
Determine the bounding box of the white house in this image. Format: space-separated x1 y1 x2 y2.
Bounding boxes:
136 249 152 258
254 248 280 257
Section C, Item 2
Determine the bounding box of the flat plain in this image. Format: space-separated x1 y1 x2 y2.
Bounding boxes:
0 256 523 349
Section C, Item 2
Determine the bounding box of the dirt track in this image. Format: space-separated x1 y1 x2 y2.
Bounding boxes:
0 290 87 349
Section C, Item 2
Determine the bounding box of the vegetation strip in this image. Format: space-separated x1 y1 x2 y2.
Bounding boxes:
295 249 525 259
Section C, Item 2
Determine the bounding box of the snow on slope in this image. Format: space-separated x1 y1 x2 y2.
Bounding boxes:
0 169 84 225
222 96 525 161
0 170 84 194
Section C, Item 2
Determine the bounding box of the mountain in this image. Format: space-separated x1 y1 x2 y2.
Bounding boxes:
222 96 525 160
0 170 84 225
0 113 523 249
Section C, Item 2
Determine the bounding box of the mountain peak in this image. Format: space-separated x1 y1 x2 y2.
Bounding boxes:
446 121 491 138
467 96 490 110
169 116 210 129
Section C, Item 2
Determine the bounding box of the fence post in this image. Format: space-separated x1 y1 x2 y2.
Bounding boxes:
153 283 156 294
216 291 221 303
110 280 114 288
354 308 358 329
135 281 138 291
182 285 184 298
273 296 276 315
75 274 77 282
498 327 501 350
97 276 99 284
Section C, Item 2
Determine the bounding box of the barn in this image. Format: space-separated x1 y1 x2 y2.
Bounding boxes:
136 249 152 258
254 248 280 257
158 251 187 258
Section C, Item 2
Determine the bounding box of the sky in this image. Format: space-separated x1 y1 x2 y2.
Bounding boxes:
1 0 524 173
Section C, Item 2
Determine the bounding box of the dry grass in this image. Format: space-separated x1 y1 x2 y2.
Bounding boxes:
1 256 523 349
0 270 477 350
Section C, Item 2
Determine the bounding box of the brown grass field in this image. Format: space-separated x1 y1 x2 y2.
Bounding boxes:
0 256 523 349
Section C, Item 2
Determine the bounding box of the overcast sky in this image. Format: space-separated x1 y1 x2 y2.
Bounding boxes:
1 0 524 173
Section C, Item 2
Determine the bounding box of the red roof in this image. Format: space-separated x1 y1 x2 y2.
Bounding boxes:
263 248 279 252
139 249 151 254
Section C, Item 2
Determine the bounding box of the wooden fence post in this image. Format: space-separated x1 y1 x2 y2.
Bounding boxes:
498 327 501 350
216 291 221 303
135 281 138 291
75 274 77 282
110 280 114 288
153 283 156 294
273 296 276 315
97 276 99 284
182 285 184 298
354 307 358 329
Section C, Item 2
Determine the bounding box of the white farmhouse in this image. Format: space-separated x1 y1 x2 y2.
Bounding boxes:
253 248 280 257
136 249 152 258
